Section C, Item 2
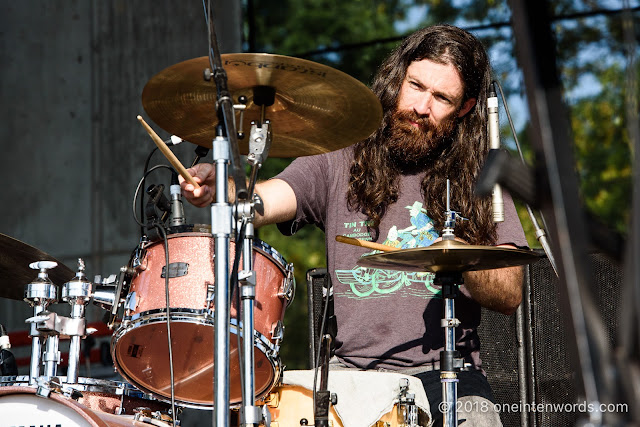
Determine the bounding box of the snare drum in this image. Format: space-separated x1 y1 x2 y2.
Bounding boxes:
0 386 172 427
112 228 294 408
0 376 169 415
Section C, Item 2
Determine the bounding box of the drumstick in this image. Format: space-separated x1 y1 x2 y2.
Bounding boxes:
136 115 200 189
335 235 400 252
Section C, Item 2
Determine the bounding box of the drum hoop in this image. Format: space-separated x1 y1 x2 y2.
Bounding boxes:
0 375 158 400
110 315 281 409
113 311 277 354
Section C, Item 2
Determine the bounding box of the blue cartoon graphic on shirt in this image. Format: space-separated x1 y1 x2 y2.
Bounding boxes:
336 201 442 299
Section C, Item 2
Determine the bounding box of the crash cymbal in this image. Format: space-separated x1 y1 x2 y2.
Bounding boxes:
141 53 383 157
0 234 75 301
357 239 540 273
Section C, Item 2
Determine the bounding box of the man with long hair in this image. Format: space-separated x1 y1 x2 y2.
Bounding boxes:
183 24 527 426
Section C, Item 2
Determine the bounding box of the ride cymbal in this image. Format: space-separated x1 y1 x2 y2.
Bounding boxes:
357 239 540 273
141 53 383 157
0 234 74 301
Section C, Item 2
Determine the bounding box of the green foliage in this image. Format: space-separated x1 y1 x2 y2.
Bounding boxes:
570 63 636 234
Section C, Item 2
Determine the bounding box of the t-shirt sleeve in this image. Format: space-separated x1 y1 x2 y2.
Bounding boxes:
273 153 330 235
496 190 529 249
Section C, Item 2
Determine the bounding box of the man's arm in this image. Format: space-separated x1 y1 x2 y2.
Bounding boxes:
180 163 297 228
462 244 524 315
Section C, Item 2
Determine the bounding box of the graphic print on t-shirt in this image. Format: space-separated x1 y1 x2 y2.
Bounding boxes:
335 201 442 299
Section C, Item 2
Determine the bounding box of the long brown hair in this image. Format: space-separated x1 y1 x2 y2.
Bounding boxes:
347 24 497 245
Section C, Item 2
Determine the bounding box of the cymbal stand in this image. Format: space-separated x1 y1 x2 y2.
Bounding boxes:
437 271 464 427
61 259 92 384
439 180 466 427
24 261 58 384
237 113 272 427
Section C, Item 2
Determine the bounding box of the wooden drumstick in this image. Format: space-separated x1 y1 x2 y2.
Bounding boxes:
136 115 200 189
335 235 400 252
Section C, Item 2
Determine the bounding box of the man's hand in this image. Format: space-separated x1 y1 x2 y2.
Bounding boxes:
179 163 217 207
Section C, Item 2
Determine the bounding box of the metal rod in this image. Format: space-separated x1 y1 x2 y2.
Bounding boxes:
66 303 85 383
43 335 58 378
442 293 458 427
212 134 232 427
240 222 257 426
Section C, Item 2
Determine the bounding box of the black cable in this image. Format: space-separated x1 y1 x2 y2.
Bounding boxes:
131 164 174 227
140 147 159 236
312 274 332 419
153 224 177 425
231 219 247 404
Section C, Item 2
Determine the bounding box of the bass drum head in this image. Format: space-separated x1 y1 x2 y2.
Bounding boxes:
112 319 277 408
0 386 164 426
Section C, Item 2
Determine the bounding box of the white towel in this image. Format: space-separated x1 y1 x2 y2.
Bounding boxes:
282 369 432 427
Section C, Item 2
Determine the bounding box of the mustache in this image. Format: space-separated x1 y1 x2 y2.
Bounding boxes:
392 110 432 131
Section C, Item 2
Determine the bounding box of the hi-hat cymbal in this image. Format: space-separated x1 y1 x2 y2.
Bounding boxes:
141 53 383 157
357 239 540 273
0 234 75 301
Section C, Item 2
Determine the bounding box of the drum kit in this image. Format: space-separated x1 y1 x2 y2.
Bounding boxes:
0 47 540 427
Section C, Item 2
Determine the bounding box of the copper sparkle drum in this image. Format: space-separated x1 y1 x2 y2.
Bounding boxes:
0 386 172 427
111 228 294 408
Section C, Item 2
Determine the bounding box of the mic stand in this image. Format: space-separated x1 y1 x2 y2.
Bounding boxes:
205 0 247 202
314 334 333 427
211 131 233 427
204 4 248 425
237 118 272 427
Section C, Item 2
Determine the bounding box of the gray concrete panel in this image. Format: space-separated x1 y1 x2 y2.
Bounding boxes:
1 4 241 424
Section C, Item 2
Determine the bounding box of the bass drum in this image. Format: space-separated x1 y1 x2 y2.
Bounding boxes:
111 227 294 408
0 376 169 415
0 386 173 427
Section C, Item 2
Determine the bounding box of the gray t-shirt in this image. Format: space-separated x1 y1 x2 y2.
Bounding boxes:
276 146 528 371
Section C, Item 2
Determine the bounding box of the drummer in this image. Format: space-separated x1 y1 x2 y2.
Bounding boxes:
182 24 528 426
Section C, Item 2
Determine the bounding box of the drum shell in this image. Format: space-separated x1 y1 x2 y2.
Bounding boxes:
112 232 292 408
0 386 171 426
262 385 416 427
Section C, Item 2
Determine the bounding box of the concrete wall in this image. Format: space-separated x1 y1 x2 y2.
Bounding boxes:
0 0 241 423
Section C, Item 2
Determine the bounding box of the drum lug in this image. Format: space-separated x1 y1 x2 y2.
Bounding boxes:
124 291 138 315
278 263 296 306
270 320 284 352
397 378 419 427
134 407 176 425
132 238 148 269
264 389 280 408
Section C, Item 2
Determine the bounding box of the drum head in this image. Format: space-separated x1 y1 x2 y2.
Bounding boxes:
112 320 276 408
0 386 172 426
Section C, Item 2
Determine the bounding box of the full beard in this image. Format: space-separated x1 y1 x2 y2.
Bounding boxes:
385 109 458 171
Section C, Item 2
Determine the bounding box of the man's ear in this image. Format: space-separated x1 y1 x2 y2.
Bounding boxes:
458 97 476 118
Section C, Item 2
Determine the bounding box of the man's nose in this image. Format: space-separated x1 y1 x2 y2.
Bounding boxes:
412 93 432 116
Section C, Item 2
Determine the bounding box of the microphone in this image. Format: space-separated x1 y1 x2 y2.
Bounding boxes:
0 324 18 376
169 170 186 227
488 82 504 223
